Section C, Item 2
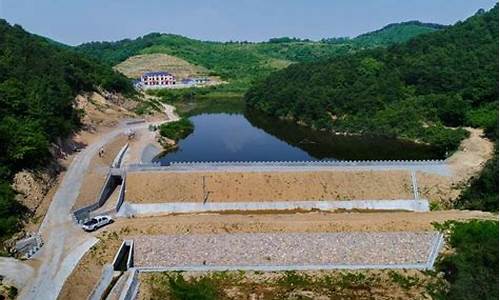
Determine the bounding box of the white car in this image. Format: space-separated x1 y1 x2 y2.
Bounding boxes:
82 215 113 232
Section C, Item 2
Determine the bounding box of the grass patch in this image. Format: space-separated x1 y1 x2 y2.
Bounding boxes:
148 272 242 300
146 270 442 299
147 82 246 116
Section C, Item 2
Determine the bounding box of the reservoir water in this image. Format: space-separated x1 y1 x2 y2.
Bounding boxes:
156 112 443 164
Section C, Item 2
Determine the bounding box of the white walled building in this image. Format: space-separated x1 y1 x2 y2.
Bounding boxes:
140 71 176 88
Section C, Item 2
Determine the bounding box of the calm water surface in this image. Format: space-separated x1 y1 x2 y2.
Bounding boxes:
156 112 443 164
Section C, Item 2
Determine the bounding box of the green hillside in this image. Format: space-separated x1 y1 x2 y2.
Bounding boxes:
76 21 444 89
77 34 346 87
245 6 498 151
0 20 133 237
351 21 446 47
246 6 499 213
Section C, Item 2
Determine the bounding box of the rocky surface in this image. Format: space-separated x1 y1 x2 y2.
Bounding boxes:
12 168 59 214
133 232 439 269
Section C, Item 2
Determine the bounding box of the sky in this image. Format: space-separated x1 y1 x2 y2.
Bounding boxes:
0 0 497 45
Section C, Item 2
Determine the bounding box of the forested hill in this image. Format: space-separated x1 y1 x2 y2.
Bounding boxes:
245 6 498 151
0 20 133 236
75 21 444 84
350 21 446 47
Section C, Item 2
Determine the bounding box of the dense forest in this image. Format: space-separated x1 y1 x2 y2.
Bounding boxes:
0 20 133 237
246 6 498 153
349 21 446 47
246 6 499 211
75 21 442 88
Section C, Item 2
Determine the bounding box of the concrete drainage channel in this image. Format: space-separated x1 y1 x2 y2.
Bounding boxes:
117 199 430 217
89 240 138 300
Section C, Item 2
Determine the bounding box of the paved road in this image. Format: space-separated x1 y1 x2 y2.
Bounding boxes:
19 126 125 299
11 104 178 300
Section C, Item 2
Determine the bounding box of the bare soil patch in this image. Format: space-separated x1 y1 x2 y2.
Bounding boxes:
114 53 209 80
417 127 494 207
105 210 495 235
126 170 414 203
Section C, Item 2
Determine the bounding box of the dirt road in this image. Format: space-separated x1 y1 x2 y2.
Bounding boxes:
105 210 496 235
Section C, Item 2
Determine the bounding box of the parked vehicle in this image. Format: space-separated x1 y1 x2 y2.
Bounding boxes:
82 215 113 232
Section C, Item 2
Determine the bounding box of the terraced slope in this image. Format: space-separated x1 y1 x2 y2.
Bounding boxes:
114 53 209 79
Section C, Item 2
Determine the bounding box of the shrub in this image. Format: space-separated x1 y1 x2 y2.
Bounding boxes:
158 118 194 141
435 220 499 300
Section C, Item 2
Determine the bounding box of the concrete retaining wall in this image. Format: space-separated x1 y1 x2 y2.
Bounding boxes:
73 173 123 223
112 143 129 169
115 178 126 212
72 143 128 223
15 234 43 259
118 268 139 300
88 264 114 300
125 119 146 125
118 199 429 217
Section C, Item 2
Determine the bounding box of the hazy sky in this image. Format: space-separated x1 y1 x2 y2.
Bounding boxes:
0 0 497 45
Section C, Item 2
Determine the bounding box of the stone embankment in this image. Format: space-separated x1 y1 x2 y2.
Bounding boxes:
133 232 443 271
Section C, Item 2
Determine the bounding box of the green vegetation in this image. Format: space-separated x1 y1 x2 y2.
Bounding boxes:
159 118 194 141
245 6 498 155
148 84 245 116
76 20 445 119
457 148 499 211
0 19 133 238
434 220 499 300
149 272 233 300
76 21 443 89
351 21 445 47
146 270 443 299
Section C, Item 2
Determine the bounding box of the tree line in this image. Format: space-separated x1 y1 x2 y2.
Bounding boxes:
0 20 134 237
246 6 498 154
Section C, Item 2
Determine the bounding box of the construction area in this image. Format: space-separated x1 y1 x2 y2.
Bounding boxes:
53 119 496 300
5 100 494 300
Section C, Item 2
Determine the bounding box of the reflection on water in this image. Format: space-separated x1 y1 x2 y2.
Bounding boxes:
245 110 444 160
156 112 443 164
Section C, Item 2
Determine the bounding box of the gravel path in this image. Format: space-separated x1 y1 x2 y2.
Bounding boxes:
133 232 440 270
